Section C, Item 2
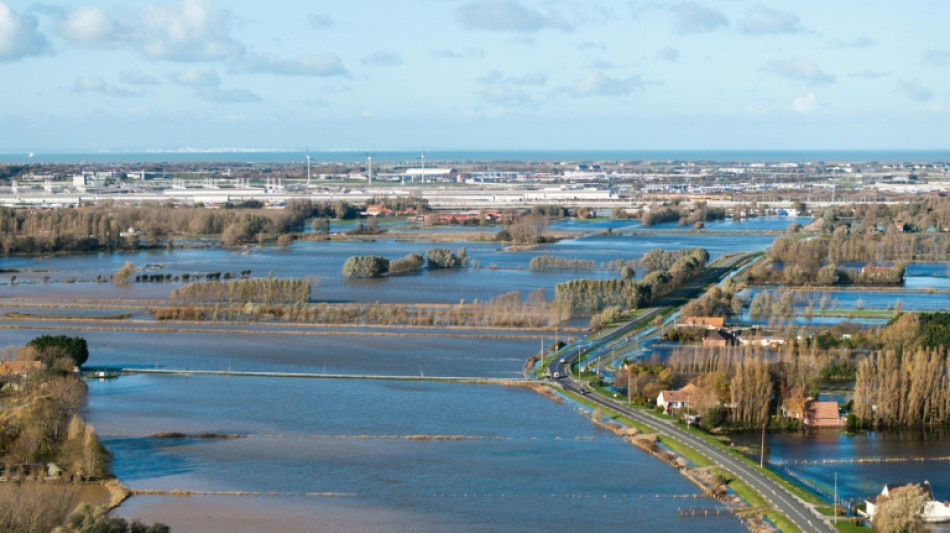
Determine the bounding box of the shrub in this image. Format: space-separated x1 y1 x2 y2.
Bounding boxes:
26 335 89 368
342 256 390 278
390 252 425 274
426 248 465 269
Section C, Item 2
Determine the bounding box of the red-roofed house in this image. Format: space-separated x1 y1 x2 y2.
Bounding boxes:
677 316 725 329
782 398 845 428
804 400 845 428
0 360 41 377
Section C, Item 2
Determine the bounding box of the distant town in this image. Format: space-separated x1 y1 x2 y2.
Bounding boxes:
2 156 948 210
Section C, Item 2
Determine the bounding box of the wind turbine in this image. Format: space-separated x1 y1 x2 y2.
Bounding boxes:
305 147 312 186
418 148 425 184
364 151 374 187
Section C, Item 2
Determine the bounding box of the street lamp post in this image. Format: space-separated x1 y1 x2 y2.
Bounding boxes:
576 347 581 381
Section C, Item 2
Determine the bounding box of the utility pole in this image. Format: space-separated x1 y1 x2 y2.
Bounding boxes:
686 391 690 430
576 346 581 381
628 370 632 406
760 422 766 467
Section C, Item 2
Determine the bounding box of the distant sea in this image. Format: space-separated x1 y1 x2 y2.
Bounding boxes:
2 149 950 165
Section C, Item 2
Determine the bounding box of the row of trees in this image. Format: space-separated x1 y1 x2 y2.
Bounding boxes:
746 235 912 285
819 197 950 236
853 348 950 427
639 203 726 226
170 278 313 305
680 279 745 317
153 289 571 328
342 248 466 278
636 248 703 274
770 232 949 267
851 312 950 427
0 199 404 254
554 248 709 314
528 256 595 272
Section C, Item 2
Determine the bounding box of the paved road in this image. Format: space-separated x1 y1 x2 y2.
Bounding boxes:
559 379 835 533
548 253 836 533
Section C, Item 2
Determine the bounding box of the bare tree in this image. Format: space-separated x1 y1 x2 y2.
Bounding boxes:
874 484 928 533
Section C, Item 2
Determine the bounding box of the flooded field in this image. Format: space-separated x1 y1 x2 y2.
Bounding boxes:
88 375 743 533
732 430 950 532
0 226 792 531
739 286 950 313
0 327 540 377
0 231 777 303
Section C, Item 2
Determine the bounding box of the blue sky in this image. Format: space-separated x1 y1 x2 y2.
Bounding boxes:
1 0 949 151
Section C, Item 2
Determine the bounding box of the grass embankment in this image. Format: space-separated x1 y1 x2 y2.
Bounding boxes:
716 470 803 533
4 312 134 320
0 322 546 341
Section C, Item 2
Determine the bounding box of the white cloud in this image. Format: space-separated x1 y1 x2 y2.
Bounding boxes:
120 70 161 86
849 70 888 79
73 76 138 97
168 67 220 87
572 71 643 96
740 5 802 35
831 36 874 49
430 48 484 60
792 93 819 114
476 71 545 108
479 85 532 106
656 47 680 62
140 0 243 62
478 71 546 86
671 2 728 34
196 87 260 103
59 7 118 47
240 52 347 76
761 59 834 84
578 41 606 51
361 50 403 67
456 0 571 33
896 80 932 102
308 13 335 30
0 2 49 62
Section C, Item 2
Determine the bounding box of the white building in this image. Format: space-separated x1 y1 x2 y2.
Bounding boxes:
863 481 950 524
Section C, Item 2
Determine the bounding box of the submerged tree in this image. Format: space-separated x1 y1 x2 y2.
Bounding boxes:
342 256 390 278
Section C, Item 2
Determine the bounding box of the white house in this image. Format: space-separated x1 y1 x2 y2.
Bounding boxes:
656 383 698 411
863 481 950 523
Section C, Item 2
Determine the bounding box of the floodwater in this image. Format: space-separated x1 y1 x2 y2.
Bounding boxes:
0 227 788 531
0 231 777 303
0 327 539 378
739 287 950 313
86 375 744 533
732 430 950 532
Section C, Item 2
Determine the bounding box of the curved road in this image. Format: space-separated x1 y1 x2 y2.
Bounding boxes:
545 253 836 533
